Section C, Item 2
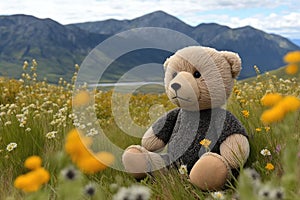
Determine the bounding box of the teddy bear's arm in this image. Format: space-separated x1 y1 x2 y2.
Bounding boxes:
220 134 250 169
218 111 250 168
141 127 165 152
141 108 180 152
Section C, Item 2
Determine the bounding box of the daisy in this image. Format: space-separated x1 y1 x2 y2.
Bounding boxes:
260 149 271 156
84 183 96 196
211 191 225 200
178 165 188 175
6 142 17 152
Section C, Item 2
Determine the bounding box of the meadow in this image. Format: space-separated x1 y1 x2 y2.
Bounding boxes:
0 54 300 200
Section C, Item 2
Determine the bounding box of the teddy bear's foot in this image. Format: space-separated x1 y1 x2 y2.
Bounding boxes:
122 145 165 179
189 152 231 191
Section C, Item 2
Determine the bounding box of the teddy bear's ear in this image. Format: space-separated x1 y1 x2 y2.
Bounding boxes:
220 51 242 79
163 58 170 71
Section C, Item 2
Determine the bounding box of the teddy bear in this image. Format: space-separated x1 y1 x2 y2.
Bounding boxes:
122 46 250 190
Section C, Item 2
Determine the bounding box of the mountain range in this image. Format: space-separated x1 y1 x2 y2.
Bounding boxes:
0 11 299 83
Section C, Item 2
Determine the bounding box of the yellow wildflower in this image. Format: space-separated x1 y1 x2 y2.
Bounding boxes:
265 163 274 171
260 105 285 124
65 129 92 163
14 164 49 193
261 93 282 107
278 96 300 112
260 95 300 124
255 128 262 132
76 152 115 174
24 156 42 170
34 168 50 184
284 51 300 63
240 99 246 104
264 127 271 132
14 174 40 192
19 168 49 192
200 139 211 148
234 89 241 95
285 64 298 75
65 129 115 174
73 90 90 107
241 110 249 118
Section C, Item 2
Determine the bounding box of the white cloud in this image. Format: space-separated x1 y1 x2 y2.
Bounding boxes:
199 12 300 39
0 0 299 39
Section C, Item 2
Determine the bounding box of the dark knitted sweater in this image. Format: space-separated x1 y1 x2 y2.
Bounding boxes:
152 108 247 172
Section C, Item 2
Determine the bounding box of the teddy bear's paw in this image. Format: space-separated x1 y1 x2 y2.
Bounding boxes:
122 145 165 179
189 152 231 191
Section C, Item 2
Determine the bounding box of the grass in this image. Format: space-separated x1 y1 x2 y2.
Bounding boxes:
0 61 299 199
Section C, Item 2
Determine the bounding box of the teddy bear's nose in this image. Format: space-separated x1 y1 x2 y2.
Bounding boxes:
171 83 181 91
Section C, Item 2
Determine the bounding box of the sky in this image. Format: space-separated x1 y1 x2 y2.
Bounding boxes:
1 0 299 39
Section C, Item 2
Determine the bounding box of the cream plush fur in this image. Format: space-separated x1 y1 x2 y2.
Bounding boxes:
122 46 250 191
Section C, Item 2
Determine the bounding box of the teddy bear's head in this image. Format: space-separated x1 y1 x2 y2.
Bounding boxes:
163 46 241 111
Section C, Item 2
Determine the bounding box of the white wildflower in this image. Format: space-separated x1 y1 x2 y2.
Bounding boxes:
25 127 31 132
61 166 79 180
211 191 225 200
113 187 131 200
258 185 272 199
79 124 86 129
46 131 57 139
113 185 151 200
84 183 96 196
270 187 285 200
9 104 17 109
130 185 151 200
87 128 98 136
260 149 271 156
243 168 261 189
6 142 17 152
4 121 12 126
178 164 188 175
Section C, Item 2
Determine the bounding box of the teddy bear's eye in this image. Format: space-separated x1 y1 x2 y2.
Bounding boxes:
172 72 177 78
193 71 201 78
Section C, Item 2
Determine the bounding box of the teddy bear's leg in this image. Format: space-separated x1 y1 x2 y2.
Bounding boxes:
122 145 165 179
189 152 230 190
